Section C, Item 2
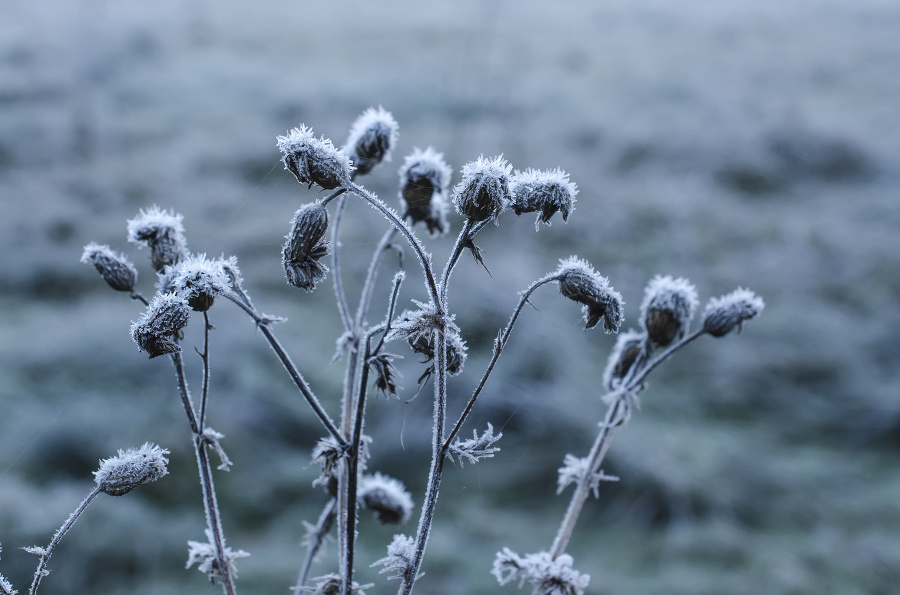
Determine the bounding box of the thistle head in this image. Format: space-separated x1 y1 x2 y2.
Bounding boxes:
345 106 399 176
282 202 330 291
452 155 513 224
603 329 645 390
158 253 230 311
81 243 138 292
387 302 467 376
130 292 191 358
358 472 414 524
555 257 624 332
277 125 353 190
510 167 578 229
640 275 699 347
702 287 765 337
94 443 169 496
126 206 188 272
398 147 452 236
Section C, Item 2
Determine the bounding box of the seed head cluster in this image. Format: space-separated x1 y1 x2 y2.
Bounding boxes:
158 253 231 312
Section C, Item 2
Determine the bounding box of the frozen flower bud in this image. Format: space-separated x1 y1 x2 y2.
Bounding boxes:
510 167 578 229
345 106 399 176
556 257 624 332
127 206 189 272
640 275 699 347
131 292 191 358
387 302 468 376
603 329 645 390
452 154 513 223
702 287 765 337
282 202 330 291
81 243 138 292
358 473 414 524
158 253 230 312
398 147 452 236
277 125 353 190
93 443 169 496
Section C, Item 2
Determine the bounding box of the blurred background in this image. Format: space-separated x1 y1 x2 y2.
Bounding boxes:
1 0 899 593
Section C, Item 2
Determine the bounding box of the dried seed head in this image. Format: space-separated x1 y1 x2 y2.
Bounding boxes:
81 243 138 292
640 275 699 347
510 167 578 229
301 574 372 595
158 253 231 311
398 147 452 236
277 125 353 190
94 443 169 496
368 353 403 399
345 106 399 176
452 155 513 223
358 472 414 524
603 329 645 390
130 292 191 358
556 257 624 332
387 302 467 375
702 287 765 337
127 206 189 272
282 202 330 291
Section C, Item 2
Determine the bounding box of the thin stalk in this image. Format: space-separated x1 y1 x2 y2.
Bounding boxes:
354 227 399 330
331 193 353 333
443 275 561 451
172 349 236 595
438 219 473 306
198 311 212 429
130 291 149 306
224 293 346 449
28 486 101 595
345 182 439 307
295 498 337 590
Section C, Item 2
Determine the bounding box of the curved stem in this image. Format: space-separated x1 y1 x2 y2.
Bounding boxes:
198 311 212 430
438 219 474 306
443 275 561 452
354 227 399 331
29 487 101 595
130 291 149 306
171 350 200 435
295 498 337 590
331 193 353 333
345 182 439 307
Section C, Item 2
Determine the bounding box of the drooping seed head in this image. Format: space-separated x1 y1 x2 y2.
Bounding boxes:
387 302 468 375
640 275 699 347
157 253 231 312
94 443 169 496
398 147 452 236
126 206 188 272
277 125 353 190
452 155 513 223
702 287 765 337
510 167 578 229
81 243 138 292
130 292 191 358
358 472 414 524
556 257 624 332
603 329 645 390
345 106 399 176
282 202 330 291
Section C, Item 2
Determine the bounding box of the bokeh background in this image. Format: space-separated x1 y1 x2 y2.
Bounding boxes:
2 1 899 593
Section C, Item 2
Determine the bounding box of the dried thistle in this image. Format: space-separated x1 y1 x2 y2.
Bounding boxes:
510 167 578 229
130 293 192 358
602 329 645 390
640 275 699 347
398 147 452 236
277 125 353 190
345 106 399 176
158 253 231 312
80 243 138 292
127 206 188 272
555 257 624 332
453 154 513 224
358 473 414 524
94 443 169 496
702 287 765 337
282 202 330 291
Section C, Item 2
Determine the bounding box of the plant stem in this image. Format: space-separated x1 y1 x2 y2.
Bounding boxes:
295 498 337 590
331 193 354 333
198 311 212 429
28 487 101 595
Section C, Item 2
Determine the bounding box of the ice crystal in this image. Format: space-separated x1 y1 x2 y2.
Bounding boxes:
345 106 399 175
185 529 249 583
372 534 419 582
283 202 330 291
492 549 590 595
556 454 618 497
398 147 452 236
453 154 513 223
447 423 502 468
640 275 699 347
126 206 188 272
555 256 624 332
277 125 353 190
130 292 192 358
94 443 169 496
81 243 138 292
702 287 765 337
358 472 414 524
510 167 578 229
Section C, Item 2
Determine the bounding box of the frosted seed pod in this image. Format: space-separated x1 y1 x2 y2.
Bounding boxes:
358 473 414 524
398 147 452 236
640 275 698 347
130 293 191 358
277 125 353 190
282 202 330 291
510 167 578 229
555 257 624 332
702 287 765 337
81 243 138 292
452 155 513 223
345 106 399 176
603 329 645 390
94 443 169 496
127 206 188 272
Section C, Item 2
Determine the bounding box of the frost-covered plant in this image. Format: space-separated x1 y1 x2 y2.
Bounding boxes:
50 105 764 595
